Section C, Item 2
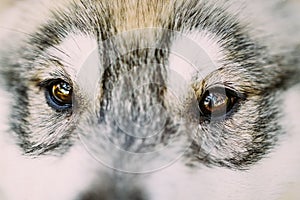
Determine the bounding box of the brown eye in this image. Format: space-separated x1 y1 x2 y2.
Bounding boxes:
45 80 73 111
52 82 72 104
198 87 238 120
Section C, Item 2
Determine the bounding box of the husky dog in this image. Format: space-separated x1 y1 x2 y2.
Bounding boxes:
0 0 300 199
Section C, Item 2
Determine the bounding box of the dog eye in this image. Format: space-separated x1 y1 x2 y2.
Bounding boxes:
45 80 73 111
198 86 238 120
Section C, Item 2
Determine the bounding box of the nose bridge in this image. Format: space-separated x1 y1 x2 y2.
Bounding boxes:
113 59 168 139
100 42 169 135
86 46 180 170
78 31 188 175
99 28 171 113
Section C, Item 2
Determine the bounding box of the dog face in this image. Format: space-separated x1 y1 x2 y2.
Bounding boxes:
0 0 300 199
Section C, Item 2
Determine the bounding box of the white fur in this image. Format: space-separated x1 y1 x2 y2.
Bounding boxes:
1 52 299 200
146 84 300 200
0 87 98 199
167 31 224 102
0 121 98 200
0 34 103 199
47 34 101 99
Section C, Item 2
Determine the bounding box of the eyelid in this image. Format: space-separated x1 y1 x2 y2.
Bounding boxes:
37 78 72 89
205 84 246 100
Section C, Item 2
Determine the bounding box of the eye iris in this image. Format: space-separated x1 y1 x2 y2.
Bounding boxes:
203 92 229 113
51 82 72 105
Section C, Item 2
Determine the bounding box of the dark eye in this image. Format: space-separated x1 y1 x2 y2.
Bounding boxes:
198 86 239 120
45 80 73 111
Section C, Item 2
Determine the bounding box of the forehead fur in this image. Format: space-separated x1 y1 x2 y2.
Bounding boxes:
105 0 174 31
